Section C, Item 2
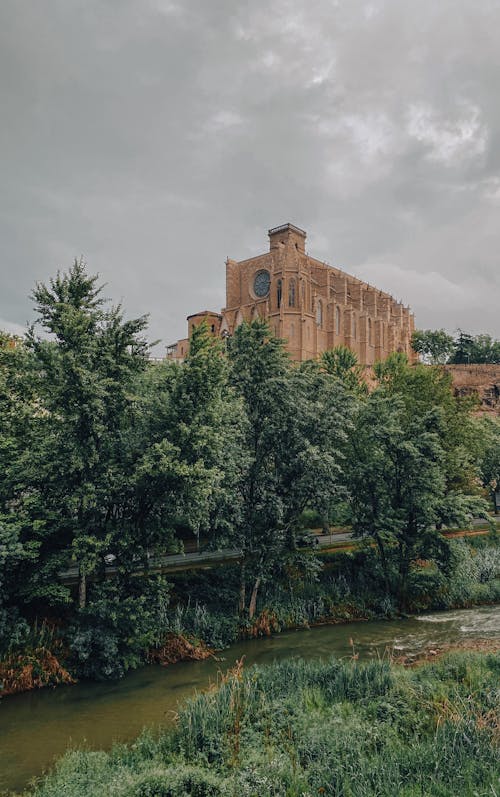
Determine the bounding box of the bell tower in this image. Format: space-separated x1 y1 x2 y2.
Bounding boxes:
268 223 306 253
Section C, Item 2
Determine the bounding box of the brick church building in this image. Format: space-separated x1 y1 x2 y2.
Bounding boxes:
167 223 415 364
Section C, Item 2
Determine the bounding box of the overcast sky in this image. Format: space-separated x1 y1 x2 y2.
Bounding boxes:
1 0 499 349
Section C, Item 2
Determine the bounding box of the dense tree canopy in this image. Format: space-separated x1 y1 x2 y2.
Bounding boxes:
348 356 488 608
0 263 496 677
227 322 351 616
412 328 500 365
411 329 455 364
450 331 500 365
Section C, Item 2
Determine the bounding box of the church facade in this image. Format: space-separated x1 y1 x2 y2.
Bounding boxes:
166 223 415 364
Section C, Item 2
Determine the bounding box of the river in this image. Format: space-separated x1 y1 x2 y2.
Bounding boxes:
1 605 499 794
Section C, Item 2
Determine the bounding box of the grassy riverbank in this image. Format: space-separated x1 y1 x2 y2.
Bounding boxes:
1 536 499 696
165 535 500 649
22 647 500 797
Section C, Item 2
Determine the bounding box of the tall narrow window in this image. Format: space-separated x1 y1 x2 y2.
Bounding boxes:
288 278 296 307
335 306 341 335
316 299 323 328
353 317 357 340
277 279 282 309
368 318 372 345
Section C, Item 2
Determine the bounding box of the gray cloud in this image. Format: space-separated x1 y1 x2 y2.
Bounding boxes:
1 0 499 346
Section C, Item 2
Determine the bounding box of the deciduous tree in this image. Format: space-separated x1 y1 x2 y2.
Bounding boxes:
228 321 350 617
347 356 489 608
411 329 455 364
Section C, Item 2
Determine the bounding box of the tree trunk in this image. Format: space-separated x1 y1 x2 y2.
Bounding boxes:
398 543 411 612
374 534 391 594
238 561 246 615
248 576 261 620
78 566 87 609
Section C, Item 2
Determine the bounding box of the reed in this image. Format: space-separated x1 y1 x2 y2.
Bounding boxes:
26 651 500 797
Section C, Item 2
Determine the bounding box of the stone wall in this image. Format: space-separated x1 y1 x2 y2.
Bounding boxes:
444 364 500 415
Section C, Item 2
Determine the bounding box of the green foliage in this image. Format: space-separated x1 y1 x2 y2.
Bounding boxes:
26 653 500 797
347 357 490 607
321 344 368 395
69 579 170 680
411 328 455 364
475 416 500 510
167 602 239 649
0 265 244 672
412 328 500 365
450 329 500 364
123 765 223 796
436 539 500 607
1 264 498 681
1 260 151 616
227 321 352 616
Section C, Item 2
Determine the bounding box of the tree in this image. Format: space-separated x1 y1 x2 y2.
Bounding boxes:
373 353 481 492
5 260 150 611
476 417 500 513
228 321 350 617
411 329 455 364
347 356 489 609
0 333 47 639
449 331 500 365
321 345 368 395
121 322 244 563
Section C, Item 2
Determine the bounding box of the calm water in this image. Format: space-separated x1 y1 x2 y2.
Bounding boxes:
1 605 499 794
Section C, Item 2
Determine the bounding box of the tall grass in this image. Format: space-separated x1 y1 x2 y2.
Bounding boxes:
27 650 500 797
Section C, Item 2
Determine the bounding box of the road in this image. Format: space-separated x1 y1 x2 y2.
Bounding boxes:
58 533 346 585
58 519 497 585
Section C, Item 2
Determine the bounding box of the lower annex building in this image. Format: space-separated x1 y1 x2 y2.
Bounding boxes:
166 223 415 364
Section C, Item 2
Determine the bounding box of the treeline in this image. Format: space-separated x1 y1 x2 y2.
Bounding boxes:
1 262 499 680
412 328 500 364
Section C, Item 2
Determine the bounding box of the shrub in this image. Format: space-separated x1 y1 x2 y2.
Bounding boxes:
167 603 239 649
474 545 500 582
69 580 169 680
124 765 222 797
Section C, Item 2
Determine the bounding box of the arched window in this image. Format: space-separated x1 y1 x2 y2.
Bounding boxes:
288 279 296 307
290 322 295 339
316 299 323 328
335 306 341 335
277 279 282 309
